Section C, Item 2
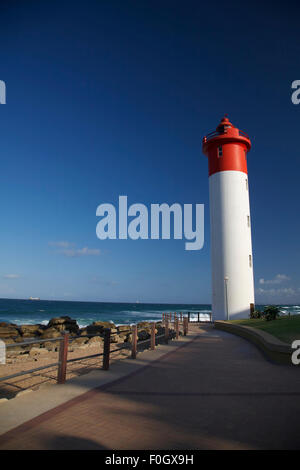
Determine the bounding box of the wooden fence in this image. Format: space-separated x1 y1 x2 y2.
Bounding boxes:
162 311 212 324
0 314 197 386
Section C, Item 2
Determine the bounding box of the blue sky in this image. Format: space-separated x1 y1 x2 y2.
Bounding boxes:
0 0 299 304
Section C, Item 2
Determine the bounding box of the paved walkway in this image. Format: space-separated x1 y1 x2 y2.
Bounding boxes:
1 325 300 449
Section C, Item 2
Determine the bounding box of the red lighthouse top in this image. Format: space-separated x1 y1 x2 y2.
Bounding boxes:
202 115 251 176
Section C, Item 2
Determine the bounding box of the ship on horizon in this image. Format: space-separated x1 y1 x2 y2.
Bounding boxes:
28 296 40 301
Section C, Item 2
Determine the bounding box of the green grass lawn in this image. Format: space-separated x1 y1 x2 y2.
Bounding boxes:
228 315 300 344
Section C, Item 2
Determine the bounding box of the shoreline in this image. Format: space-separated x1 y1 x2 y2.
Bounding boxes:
0 299 296 330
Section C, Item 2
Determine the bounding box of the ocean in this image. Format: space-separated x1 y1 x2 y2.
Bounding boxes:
0 298 299 327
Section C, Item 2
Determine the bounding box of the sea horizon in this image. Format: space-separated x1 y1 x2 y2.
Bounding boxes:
0 298 299 328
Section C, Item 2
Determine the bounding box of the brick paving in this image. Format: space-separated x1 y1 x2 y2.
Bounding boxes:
1 325 300 449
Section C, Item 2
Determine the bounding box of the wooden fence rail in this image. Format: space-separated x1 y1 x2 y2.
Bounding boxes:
0 313 200 386
57 332 69 384
162 311 212 324
102 328 111 371
131 324 138 360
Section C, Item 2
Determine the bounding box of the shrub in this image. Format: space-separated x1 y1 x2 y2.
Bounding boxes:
250 309 262 319
262 305 280 322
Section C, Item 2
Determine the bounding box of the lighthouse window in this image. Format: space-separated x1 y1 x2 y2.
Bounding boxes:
218 146 223 157
249 255 252 268
245 178 248 190
247 215 250 227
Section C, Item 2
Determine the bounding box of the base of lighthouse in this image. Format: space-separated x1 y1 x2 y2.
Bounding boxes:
209 170 255 321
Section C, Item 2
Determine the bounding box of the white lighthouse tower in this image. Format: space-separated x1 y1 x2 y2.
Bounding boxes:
202 116 255 321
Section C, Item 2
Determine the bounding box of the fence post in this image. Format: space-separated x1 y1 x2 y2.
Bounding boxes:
183 317 187 336
131 324 138 359
102 328 111 370
210 312 212 322
176 318 179 339
180 312 183 322
151 322 155 350
188 312 190 323
57 332 69 384
198 312 200 323
165 319 169 343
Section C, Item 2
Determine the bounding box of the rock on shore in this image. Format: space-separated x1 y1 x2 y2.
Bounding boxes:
0 317 166 356
47 316 79 335
0 322 21 343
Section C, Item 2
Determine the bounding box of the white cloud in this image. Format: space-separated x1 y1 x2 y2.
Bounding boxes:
49 241 74 248
60 247 100 257
259 274 290 285
257 287 296 296
49 242 100 257
3 274 20 279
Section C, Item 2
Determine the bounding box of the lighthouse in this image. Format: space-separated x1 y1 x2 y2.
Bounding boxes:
202 116 255 321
